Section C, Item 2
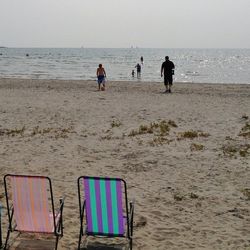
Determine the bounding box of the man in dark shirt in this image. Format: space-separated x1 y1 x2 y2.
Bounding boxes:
161 56 175 93
135 63 141 78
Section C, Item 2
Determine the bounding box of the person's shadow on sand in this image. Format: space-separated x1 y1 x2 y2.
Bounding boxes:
10 240 128 250
80 242 129 250
8 239 55 250
81 245 126 250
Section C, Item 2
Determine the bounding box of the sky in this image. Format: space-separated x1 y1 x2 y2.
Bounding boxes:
0 0 250 48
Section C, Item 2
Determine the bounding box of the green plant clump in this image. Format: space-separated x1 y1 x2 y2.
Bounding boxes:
0 126 25 137
241 188 250 200
180 131 198 139
129 120 173 137
190 143 204 151
111 120 122 128
239 123 250 138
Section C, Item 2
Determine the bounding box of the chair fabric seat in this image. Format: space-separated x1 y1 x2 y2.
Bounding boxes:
86 216 127 236
84 177 125 235
16 212 61 233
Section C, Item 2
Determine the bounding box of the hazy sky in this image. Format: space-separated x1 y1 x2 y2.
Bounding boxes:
1 0 250 48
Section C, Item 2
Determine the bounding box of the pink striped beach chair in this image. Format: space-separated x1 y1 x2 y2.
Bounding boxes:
77 176 134 250
4 174 64 250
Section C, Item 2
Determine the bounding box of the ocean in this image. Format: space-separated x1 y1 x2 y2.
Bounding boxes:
0 48 249 84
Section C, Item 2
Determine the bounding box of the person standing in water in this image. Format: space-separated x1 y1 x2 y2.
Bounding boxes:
135 63 141 78
132 69 135 78
140 56 144 64
161 56 175 93
96 64 107 91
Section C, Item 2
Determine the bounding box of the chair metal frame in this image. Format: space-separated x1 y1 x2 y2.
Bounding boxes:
77 176 134 250
0 202 2 249
4 174 64 250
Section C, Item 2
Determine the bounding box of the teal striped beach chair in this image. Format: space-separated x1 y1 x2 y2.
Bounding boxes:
77 176 134 249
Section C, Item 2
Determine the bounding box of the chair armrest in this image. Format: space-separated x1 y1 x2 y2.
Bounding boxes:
55 196 65 215
55 197 65 236
59 197 65 209
129 199 135 215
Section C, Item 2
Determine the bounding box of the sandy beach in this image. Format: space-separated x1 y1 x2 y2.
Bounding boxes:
0 78 250 250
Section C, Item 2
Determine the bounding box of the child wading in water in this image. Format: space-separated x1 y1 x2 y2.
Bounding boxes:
96 64 107 91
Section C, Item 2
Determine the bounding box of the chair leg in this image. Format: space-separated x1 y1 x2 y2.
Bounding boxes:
129 238 133 250
78 206 84 250
0 210 2 248
4 229 11 250
55 235 59 250
60 217 63 237
59 198 64 237
78 226 83 250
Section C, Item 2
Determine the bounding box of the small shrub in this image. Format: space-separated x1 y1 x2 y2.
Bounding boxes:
198 132 210 138
32 126 52 135
159 121 170 135
222 145 238 156
173 193 184 201
239 123 250 138
0 126 25 137
179 130 210 140
139 125 153 134
128 125 153 136
148 136 168 146
100 135 112 140
128 129 138 137
55 133 68 139
31 126 72 138
241 188 250 200
239 131 250 138
241 114 249 120
42 128 53 134
168 120 178 128
190 143 204 151
61 128 71 133
128 120 176 138
10 127 25 136
180 131 198 139
239 144 250 157
190 193 199 199
242 123 250 131
222 144 250 157
31 126 39 136
239 150 247 157
111 120 122 128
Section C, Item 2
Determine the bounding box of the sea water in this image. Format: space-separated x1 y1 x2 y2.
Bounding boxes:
0 48 249 84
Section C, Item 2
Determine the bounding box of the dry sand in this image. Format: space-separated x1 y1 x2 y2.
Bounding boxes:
0 78 250 250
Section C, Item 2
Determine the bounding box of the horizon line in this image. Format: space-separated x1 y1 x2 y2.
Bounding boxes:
1 46 250 49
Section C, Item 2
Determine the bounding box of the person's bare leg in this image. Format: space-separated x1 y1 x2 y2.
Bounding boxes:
165 84 169 93
169 83 172 93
